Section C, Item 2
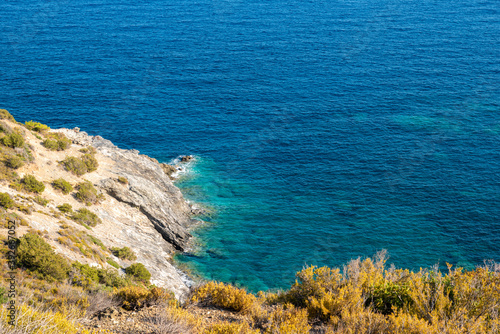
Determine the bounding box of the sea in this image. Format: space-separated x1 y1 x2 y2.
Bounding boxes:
0 0 499 292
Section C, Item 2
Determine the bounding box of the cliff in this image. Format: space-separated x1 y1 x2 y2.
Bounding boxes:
0 113 197 299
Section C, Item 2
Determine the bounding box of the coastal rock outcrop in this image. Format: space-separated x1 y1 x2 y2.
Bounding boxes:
57 129 194 252
180 155 194 162
0 122 196 299
160 163 177 179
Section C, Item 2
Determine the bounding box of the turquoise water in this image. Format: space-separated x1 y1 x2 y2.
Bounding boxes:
1 0 499 292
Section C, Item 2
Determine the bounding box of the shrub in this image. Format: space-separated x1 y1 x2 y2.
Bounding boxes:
0 304 78 334
21 174 45 193
84 290 119 319
115 286 151 310
79 146 97 155
42 132 71 151
25 120 50 132
1 132 25 148
117 176 128 184
16 203 34 214
0 192 14 209
9 180 23 192
81 153 98 173
75 180 104 205
148 287 176 306
107 258 120 269
113 286 174 311
61 156 88 176
16 233 71 281
57 203 73 213
61 154 98 176
366 281 413 315
52 178 73 194
125 263 151 283
191 281 257 314
33 195 49 206
5 155 24 169
71 208 102 227
97 268 129 289
110 246 137 261
267 304 311 334
145 307 198 334
72 262 100 285
0 109 15 122
42 138 59 150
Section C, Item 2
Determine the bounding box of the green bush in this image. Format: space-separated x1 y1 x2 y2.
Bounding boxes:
0 192 14 209
79 146 97 155
71 208 102 227
61 156 87 176
52 178 73 194
16 203 34 215
125 263 151 283
42 139 59 151
33 196 49 207
0 109 15 122
16 233 70 281
75 180 103 205
42 133 71 151
366 281 413 315
21 174 45 193
98 268 129 288
107 259 120 269
110 246 137 261
25 120 50 133
72 262 99 285
57 203 73 213
4 155 24 169
1 132 24 148
81 154 98 173
61 154 98 176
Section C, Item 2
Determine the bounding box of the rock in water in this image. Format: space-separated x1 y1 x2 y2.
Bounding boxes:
180 155 193 162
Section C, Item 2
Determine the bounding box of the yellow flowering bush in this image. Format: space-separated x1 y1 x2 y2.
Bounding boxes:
191 281 258 314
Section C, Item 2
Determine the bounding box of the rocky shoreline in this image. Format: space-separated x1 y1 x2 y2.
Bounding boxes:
56 128 200 297
0 116 201 299
56 128 196 252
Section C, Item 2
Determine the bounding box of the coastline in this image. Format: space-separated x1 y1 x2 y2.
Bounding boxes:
0 114 202 299
58 128 202 297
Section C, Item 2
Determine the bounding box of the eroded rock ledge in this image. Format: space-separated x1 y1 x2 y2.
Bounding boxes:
57 128 195 252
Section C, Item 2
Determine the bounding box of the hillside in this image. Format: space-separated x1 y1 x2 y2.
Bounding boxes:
0 109 196 299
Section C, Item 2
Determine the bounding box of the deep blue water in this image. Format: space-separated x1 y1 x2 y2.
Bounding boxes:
1 0 499 291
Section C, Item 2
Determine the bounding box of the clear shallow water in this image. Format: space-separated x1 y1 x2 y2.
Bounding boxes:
1 0 499 292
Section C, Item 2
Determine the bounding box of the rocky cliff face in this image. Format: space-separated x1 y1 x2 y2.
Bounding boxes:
57 128 194 252
0 119 197 299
